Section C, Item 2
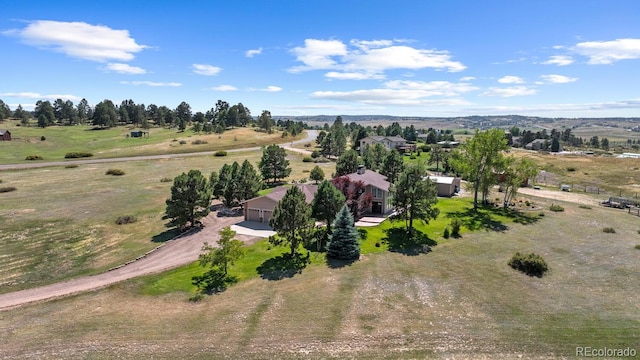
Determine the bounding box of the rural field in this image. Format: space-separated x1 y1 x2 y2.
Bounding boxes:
0 194 638 359
0 123 301 164
1 124 639 359
0 128 328 294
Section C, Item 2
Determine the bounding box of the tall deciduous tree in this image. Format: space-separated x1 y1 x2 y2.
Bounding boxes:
380 150 404 183
450 129 509 210
192 226 245 294
326 204 360 261
165 169 212 231
309 165 325 184
335 149 360 176
269 186 314 256
390 162 440 233
499 157 539 209
312 180 346 231
259 144 291 184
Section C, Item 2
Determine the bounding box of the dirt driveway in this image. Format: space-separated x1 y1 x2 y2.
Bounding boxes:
0 210 258 311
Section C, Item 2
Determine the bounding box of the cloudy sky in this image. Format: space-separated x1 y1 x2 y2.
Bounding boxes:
1 0 640 117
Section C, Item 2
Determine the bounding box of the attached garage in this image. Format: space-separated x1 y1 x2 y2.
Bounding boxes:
242 184 318 224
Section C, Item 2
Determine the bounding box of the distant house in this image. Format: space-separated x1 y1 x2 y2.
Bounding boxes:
359 135 414 154
427 176 461 197
339 166 393 215
130 130 149 138
242 184 318 223
0 129 11 141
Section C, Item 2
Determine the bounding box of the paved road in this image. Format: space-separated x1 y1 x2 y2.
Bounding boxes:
0 130 318 310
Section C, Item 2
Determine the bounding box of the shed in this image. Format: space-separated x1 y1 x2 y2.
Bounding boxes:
427 176 461 197
130 130 149 138
0 129 11 141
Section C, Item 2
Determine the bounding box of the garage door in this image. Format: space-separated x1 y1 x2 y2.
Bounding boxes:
246 208 261 222
262 210 273 223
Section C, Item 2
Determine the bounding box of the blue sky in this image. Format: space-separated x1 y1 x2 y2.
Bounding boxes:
1 0 640 118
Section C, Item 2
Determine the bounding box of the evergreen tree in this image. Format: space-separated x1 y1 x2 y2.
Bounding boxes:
236 159 262 202
269 186 314 256
259 144 291 184
327 205 360 261
165 170 212 231
309 165 325 184
335 149 360 176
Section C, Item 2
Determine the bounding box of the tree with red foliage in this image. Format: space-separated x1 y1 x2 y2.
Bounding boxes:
330 176 373 220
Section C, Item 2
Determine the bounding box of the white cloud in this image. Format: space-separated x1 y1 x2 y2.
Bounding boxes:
0 92 81 102
3 20 146 62
325 71 384 80
245 47 263 58
192 64 222 76
211 85 237 91
459 76 476 81
290 39 348 73
481 86 537 97
262 86 282 92
310 80 476 106
289 38 465 76
543 55 574 66
574 38 640 64
540 74 578 84
120 81 181 87
104 63 146 74
498 76 524 84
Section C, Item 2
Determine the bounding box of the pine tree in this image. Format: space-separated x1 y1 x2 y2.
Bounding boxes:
327 205 360 261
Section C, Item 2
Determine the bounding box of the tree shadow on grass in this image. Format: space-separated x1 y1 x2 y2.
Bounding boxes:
257 252 310 280
383 228 437 256
446 206 539 233
446 207 509 232
326 256 358 269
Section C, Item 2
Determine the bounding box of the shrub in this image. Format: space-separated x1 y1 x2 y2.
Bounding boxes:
214 150 227 157
419 144 430 152
106 169 125 176
179 140 187 145
188 293 204 302
410 154 417 160
311 150 321 158
302 156 313 162
0 179 3 183
443 227 450 239
0 186 17 193
65 152 93 158
314 157 330 163
578 205 592 209
602 227 616 234
40 136 46 141
25 155 43 160
635 244 640 250
160 177 172 182
115 215 137 225
538 211 545 217
65 164 79 169
549 204 564 212
508 252 549 277
567 167 576 172
192 139 208 145
450 218 462 238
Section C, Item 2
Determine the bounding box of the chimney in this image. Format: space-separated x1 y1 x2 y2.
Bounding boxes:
357 165 365 175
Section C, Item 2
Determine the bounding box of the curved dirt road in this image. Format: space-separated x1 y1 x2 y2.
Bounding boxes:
0 131 319 310
0 211 257 311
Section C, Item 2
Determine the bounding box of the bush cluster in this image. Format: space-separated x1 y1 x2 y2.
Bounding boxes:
0 186 17 193
602 227 616 234
65 164 79 169
450 218 462 238
64 152 93 158
40 136 46 141
106 169 125 176
160 177 172 182
115 215 137 225
25 155 43 160
192 139 208 145
214 150 227 157
549 204 564 212
508 252 549 277
302 156 313 162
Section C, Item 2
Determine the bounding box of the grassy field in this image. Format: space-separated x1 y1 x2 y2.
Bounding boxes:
1 195 638 359
0 148 335 294
0 121 302 164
